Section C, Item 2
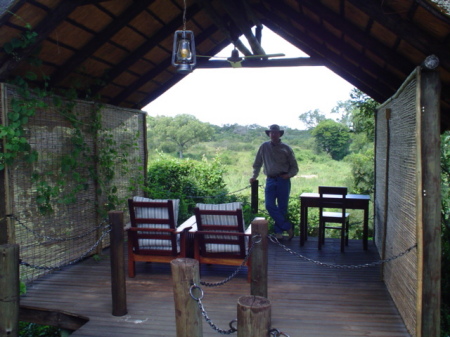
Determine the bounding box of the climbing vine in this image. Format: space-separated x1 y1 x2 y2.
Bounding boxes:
1 25 144 216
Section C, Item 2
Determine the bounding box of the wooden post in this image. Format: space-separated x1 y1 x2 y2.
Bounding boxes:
0 244 19 337
171 258 202 337
418 69 441 337
237 295 271 337
108 211 127 316
250 218 268 298
251 180 258 214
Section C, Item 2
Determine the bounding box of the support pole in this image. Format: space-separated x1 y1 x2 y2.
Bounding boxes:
171 258 202 337
250 218 268 298
0 244 19 337
108 211 127 316
237 295 271 337
251 179 258 214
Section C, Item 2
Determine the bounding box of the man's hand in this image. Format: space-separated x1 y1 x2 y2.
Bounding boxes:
249 177 256 184
280 173 290 179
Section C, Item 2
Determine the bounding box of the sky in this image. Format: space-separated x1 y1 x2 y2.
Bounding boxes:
143 27 355 130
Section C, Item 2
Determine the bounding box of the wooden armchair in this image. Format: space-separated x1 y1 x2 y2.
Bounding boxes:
127 197 192 278
193 202 252 282
318 186 350 252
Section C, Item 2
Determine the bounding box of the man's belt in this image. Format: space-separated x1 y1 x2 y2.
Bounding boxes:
267 172 287 179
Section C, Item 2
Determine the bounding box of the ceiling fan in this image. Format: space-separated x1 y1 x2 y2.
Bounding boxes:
197 47 285 68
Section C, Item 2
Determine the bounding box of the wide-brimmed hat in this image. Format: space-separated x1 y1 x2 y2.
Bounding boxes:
265 124 284 136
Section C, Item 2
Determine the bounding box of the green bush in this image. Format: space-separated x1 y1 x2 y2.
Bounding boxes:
145 153 252 223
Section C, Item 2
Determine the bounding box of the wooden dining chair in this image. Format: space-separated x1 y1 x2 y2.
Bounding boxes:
193 202 252 282
318 186 350 252
127 197 192 278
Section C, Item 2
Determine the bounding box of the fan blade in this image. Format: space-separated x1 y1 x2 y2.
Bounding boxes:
243 53 285 59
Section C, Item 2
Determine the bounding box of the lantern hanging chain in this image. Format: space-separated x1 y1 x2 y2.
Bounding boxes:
182 0 187 31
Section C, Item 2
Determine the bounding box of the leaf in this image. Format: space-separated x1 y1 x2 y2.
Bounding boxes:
24 71 37 81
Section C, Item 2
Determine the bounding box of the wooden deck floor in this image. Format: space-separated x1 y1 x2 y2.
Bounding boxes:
20 237 411 337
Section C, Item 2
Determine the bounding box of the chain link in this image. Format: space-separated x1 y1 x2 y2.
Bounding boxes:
269 328 291 337
268 234 417 269
200 234 261 287
190 284 238 335
20 225 111 271
9 214 109 242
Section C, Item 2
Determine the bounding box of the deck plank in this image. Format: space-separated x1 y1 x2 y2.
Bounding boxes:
20 237 411 337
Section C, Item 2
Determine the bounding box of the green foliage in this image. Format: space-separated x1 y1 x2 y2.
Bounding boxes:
298 109 326 130
441 132 450 336
349 89 377 140
145 152 236 222
19 322 60 337
148 114 214 158
311 119 351 160
345 149 374 195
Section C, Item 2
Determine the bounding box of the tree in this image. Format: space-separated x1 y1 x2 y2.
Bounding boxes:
148 114 214 158
298 109 326 130
311 119 350 160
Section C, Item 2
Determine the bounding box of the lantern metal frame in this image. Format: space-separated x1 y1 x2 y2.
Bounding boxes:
172 30 196 74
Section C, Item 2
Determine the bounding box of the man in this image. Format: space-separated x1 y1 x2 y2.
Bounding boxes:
250 124 299 240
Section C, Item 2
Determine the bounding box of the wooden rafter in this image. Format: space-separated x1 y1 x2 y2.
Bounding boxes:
258 1 400 101
0 0 85 81
347 0 450 69
109 24 223 107
49 0 157 87
89 3 203 98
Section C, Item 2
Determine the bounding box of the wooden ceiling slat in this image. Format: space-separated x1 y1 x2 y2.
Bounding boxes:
89 3 203 99
0 0 84 81
111 25 225 108
260 0 402 99
49 0 156 86
347 0 450 69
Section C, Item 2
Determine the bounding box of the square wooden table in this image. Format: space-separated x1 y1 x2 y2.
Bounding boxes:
299 192 371 250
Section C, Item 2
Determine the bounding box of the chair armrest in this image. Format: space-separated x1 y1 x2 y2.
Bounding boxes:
127 227 175 233
177 215 197 233
245 224 252 235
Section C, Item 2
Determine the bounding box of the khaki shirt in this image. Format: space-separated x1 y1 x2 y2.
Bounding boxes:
252 140 299 179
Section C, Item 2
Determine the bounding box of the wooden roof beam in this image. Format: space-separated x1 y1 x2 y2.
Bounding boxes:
258 11 392 102
89 3 203 98
49 0 156 87
259 1 401 98
347 0 450 70
110 25 223 107
0 0 86 81
196 57 324 68
291 0 414 76
219 0 265 56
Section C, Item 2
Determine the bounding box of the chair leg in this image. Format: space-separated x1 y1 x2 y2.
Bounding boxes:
345 219 349 246
318 220 323 250
340 225 345 253
128 258 136 278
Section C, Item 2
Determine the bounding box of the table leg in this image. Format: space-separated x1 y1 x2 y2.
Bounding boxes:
300 204 306 246
363 204 368 250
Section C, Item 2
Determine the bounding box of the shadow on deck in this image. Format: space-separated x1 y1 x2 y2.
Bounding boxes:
20 237 411 337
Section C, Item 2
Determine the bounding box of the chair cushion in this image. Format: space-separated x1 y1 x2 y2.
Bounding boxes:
132 196 180 251
195 202 246 253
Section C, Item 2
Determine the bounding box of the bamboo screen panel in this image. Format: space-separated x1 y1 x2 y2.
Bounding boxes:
1 84 145 283
375 70 419 336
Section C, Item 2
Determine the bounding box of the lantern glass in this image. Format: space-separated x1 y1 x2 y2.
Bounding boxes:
172 30 196 74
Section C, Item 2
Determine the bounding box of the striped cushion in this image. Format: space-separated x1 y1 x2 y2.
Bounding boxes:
195 202 246 253
132 196 180 251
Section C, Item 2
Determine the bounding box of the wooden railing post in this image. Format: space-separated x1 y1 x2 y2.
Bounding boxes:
237 295 271 337
0 244 19 337
171 258 202 337
108 211 127 316
251 218 268 298
251 179 259 214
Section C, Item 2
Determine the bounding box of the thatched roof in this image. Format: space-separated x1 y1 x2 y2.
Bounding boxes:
1 0 450 129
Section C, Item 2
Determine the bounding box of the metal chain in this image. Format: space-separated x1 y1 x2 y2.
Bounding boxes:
200 234 262 287
269 328 291 337
20 225 111 271
190 284 238 335
9 214 109 242
268 234 417 269
186 185 251 199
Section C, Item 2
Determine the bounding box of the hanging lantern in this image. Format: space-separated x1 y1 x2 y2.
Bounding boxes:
172 30 196 74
